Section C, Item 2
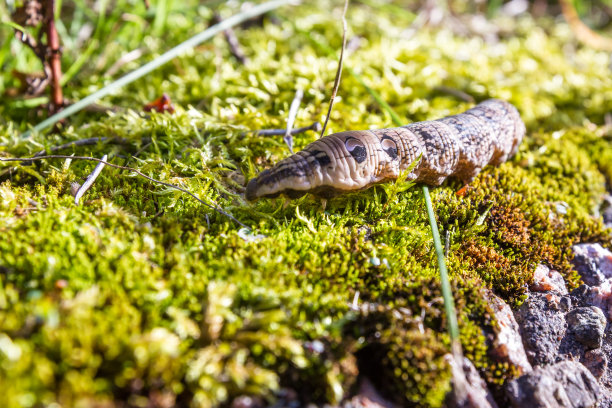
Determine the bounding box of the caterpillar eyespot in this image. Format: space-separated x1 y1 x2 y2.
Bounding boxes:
380 135 398 159
345 137 368 163
245 99 525 201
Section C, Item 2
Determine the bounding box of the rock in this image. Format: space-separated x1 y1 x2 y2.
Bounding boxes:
268 389 300 408
231 396 265 408
597 394 612 408
515 292 567 366
583 349 608 379
531 264 568 294
446 355 499 408
569 281 612 320
486 293 532 373
566 306 607 349
560 295 572 312
570 283 612 321
588 280 612 321
505 360 600 408
601 195 612 228
342 377 399 408
564 276 612 408
572 244 612 286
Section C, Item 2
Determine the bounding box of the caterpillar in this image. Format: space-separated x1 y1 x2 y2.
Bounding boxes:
245 99 525 201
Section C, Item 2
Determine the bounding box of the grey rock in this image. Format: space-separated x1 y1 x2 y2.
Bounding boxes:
446 355 499 408
602 195 612 228
572 244 612 286
505 360 600 408
583 349 608 379
515 292 567 366
597 394 612 408
569 279 612 322
531 264 568 294
566 306 607 349
231 396 265 408
342 377 398 408
560 295 572 312
486 293 532 373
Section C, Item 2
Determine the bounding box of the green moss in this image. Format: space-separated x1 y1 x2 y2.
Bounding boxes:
346 302 451 407
1 1 612 407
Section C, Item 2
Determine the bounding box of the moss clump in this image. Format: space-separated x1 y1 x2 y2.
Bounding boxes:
562 127 612 186
347 303 452 407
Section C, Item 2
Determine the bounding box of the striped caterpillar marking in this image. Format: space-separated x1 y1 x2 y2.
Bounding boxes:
245 99 525 201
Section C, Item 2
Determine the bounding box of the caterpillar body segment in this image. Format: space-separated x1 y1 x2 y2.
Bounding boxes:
245 99 525 201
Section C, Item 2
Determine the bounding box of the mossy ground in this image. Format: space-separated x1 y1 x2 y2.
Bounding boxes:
1 1 611 407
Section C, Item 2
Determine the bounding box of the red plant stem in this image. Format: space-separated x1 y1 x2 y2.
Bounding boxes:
45 0 63 113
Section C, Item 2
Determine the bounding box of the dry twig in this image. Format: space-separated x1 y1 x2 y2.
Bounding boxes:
433 86 475 103
11 0 64 111
211 13 250 65
34 137 112 157
73 154 108 205
559 0 612 51
284 88 303 152
104 48 145 77
44 0 63 112
320 0 349 138
244 121 321 137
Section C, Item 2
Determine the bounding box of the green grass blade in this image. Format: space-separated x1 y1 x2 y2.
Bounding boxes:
20 0 294 140
422 185 460 341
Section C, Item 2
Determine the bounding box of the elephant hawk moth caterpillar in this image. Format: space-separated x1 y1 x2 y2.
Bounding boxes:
246 99 525 201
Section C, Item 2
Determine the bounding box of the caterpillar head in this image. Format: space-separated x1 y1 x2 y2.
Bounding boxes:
245 130 398 201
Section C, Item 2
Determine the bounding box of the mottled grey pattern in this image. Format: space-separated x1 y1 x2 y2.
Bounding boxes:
246 99 525 201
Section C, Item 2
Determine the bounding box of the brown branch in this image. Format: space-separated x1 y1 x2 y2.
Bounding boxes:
11 1 65 106
251 121 321 137
320 0 349 138
44 0 64 113
211 13 249 65
32 136 152 157
0 155 250 229
433 86 475 103
559 0 612 51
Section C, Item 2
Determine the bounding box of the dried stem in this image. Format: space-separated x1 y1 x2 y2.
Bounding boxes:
212 13 249 65
319 0 349 138
74 154 108 205
559 0 612 51
44 0 64 113
104 48 145 77
433 86 475 103
284 88 303 152
0 155 250 229
244 121 321 138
